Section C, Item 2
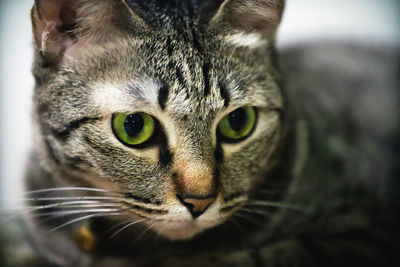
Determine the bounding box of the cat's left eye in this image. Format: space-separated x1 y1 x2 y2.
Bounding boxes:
112 112 155 147
217 107 257 142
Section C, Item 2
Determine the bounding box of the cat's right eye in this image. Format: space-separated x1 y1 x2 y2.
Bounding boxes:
112 112 155 147
217 107 257 143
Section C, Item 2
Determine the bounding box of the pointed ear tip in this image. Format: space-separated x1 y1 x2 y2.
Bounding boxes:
30 4 38 19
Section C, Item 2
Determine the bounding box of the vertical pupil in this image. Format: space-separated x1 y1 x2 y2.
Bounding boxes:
124 114 144 137
228 109 247 131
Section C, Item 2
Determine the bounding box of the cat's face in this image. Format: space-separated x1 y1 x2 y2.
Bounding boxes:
32 0 284 239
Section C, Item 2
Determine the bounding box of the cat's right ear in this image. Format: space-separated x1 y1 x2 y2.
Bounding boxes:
31 0 146 66
209 0 285 46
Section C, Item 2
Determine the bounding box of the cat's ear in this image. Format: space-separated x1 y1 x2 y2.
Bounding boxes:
31 0 145 65
210 0 284 43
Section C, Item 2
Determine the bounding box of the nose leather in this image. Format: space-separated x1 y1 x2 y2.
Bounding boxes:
177 195 215 218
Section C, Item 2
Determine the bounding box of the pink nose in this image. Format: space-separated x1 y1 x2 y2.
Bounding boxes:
177 195 216 218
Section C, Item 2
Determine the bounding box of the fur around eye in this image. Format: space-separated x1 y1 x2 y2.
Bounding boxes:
217 107 257 142
112 112 155 147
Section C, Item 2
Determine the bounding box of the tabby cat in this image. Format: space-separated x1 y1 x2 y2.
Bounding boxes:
17 0 399 266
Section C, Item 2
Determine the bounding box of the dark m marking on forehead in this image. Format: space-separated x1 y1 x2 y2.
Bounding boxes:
165 35 188 89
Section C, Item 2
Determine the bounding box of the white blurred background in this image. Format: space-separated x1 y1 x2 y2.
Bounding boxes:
0 0 399 208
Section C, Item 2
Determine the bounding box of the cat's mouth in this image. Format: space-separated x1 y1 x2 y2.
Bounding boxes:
151 217 223 240
140 200 244 240
121 193 247 240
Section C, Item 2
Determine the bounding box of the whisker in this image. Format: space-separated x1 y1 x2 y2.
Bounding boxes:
23 203 122 209
109 218 147 239
246 200 304 212
33 208 121 218
22 196 124 202
24 200 103 211
49 212 124 232
3 200 101 210
151 212 185 239
251 189 284 196
103 219 137 236
233 212 263 226
1 201 108 223
239 207 272 216
134 222 158 243
23 187 113 195
152 219 169 240
35 209 126 225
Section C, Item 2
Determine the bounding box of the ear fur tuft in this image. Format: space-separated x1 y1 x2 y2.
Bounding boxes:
212 0 284 37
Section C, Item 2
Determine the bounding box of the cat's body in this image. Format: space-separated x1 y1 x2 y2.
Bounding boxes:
13 0 400 266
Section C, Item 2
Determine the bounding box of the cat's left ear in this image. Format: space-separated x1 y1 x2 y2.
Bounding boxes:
31 0 146 65
210 0 284 45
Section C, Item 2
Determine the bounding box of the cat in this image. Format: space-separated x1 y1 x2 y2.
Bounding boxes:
9 0 399 266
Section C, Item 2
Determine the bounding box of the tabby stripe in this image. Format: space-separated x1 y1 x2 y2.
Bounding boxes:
83 135 110 156
191 27 203 55
126 203 168 215
166 35 187 88
214 141 224 164
44 138 60 164
220 202 242 213
124 192 161 206
66 156 94 169
158 84 169 109
159 147 173 168
157 124 174 167
223 192 245 202
51 117 101 141
202 62 211 97
219 81 230 107
175 66 187 88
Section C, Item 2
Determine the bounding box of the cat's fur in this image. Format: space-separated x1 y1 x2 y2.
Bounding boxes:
13 0 400 266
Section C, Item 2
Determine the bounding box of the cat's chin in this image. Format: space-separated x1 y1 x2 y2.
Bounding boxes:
153 219 221 240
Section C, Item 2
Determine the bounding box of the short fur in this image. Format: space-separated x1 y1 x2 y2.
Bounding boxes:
16 0 399 266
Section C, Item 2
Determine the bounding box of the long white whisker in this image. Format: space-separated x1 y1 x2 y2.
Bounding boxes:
22 196 124 201
109 219 147 239
153 220 169 240
134 222 158 243
34 208 121 218
23 187 112 195
103 219 136 235
239 207 272 216
49 212 123 232
233 212 262 225
246 200 304 212
1 201 105 223
27 200 103 210
22 203 122 209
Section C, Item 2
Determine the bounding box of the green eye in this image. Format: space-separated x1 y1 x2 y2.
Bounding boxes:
218 107 257 142
112 112 155 146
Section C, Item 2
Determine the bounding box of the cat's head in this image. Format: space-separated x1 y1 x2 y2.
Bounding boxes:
31 0 285 240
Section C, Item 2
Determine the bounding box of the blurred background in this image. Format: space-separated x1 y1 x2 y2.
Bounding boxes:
0 0 399 208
